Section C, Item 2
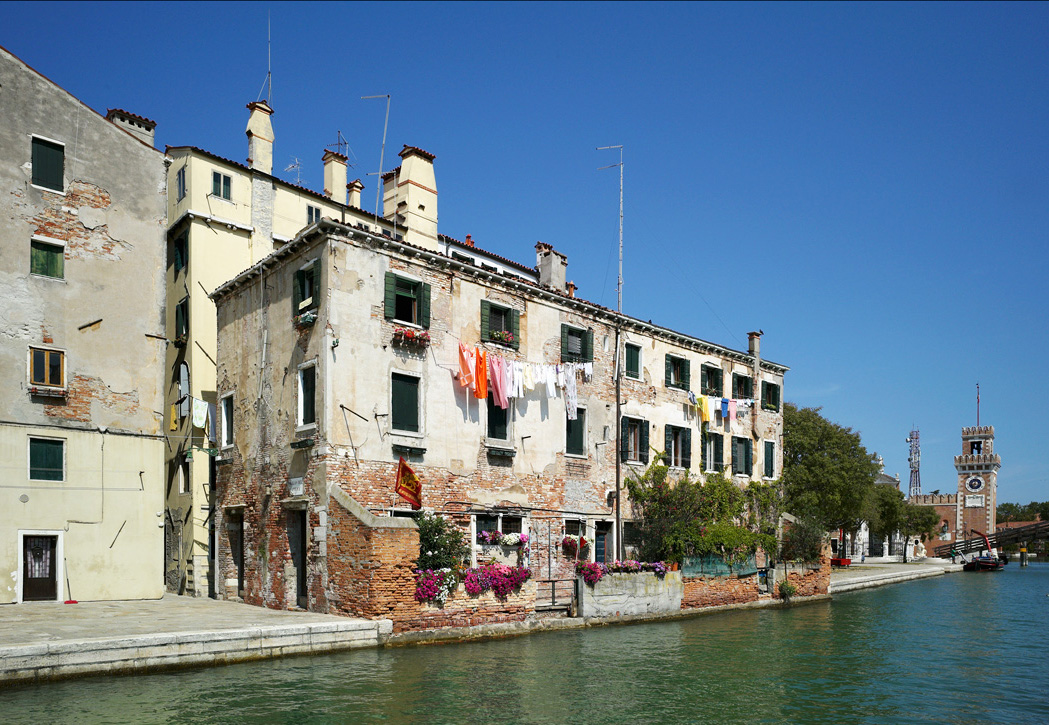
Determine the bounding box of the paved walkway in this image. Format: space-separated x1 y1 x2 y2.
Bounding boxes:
0 595 388 685
829 559 962 593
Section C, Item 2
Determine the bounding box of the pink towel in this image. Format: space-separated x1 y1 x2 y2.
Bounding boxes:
728 399 737 423
490 356 509 409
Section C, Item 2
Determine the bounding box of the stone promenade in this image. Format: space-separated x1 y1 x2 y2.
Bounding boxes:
0 595 389 686
828 559 963 593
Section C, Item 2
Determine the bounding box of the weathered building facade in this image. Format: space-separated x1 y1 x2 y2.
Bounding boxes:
210 211 788 628
0 47 168 603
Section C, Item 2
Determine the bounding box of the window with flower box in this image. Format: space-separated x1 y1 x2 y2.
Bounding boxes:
384 272 430 328
293 259 321 316
701 365 723 396
665 354 690 390
481 300 519 349
761 381 781 412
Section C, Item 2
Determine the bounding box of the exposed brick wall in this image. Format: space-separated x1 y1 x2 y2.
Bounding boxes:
681 573 763 609
406 583 535 633
775 555 830 598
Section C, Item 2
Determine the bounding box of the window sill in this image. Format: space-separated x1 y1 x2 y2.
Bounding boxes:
29 273 66 283
565 452 588 460
486 442 516 458
28 386 67 398
31 183 66 196
391 319 423 330
295 423 317 434
392 443 426 457
625 374 641 381
207 194 233 204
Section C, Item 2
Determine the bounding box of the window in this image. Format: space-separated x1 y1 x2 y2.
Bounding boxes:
384 272 431 328
561 324 593 363
220 394 234 448
665 425 692 469
293 259 321 314
625 344 641 380
620 417 649 464
476 514 523 536
733 374 754 400
564 519 584 537
481 301 520 349
174 297 189 338
30 238 64 279
701 365 723 397
566 408 587 456
31 136 64 191
451 252 473 264
298 363 316 427
501 516 523 535
175 167 186 201
487 393 510 442
732 436 753 476
764 441 775 479
177 457 190 495
29 347 64 388
29 437 64 481
173 234 188 274
307 205 321 224
702 430 724 472
761 381 781 412
476 515 499 533
665 354 690 390
212 171 231 200
970 441 983 455
391 372 420 433
177 362 190 418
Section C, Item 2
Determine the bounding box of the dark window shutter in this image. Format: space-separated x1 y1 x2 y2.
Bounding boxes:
511 309 520 350
714 434 723 469
761 381 768 407
292 270 303 314
561 324 570 360
665 356 673 387
32 138 64 191
212 172 221 196
384 272 396 319
620 416 629 463
419 283 431 328
480 300 491 340
175 302 185 337
746 440 753 476
639 420 649 464
585 329 594 361
309 258 322 310
392 373 419 432
732 374 739 398
701 428 708 470
683 429 692 470
665 426 673 464
701 366 708 393
765 441 774 478
683 359 691 389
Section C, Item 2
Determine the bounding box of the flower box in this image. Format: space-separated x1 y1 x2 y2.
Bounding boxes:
488 330 515 346
392 327 430 348
294 310 317 328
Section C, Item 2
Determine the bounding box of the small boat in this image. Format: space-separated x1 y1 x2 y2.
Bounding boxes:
961 530 1005 572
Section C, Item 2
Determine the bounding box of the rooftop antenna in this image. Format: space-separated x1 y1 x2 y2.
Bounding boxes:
598 144 623 560
325 130 357 167
284 157 303 186
256 12 272 103
976 382 980 427
362 94 391 234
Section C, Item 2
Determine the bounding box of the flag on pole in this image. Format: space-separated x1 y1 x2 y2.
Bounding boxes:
395 457 422 509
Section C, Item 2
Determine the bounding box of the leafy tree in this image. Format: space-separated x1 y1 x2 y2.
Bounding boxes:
782 403 880 532
415 512 470 572
778 517 824 562
997 501 1049 523
898 503 942 561
865 483 905 541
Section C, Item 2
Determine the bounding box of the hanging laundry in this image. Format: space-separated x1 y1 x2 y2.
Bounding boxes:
728 399 737 423
688 390 698 407
583 362 593 382
545 365 558 398
191 398 209 429
556 364 565 390
513 362 525 398
208 402 217 442
565 366 578 419
490 356 509 409
170 403 178 431
457 343 475 389
721 398 730 418
523 363 535 391
474 348 488 400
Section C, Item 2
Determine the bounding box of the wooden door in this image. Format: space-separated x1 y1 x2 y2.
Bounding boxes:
595 523 612 564
288 510 308 608
23 535 57 601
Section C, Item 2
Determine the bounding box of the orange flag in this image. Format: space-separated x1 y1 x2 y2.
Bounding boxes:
395 457 422 509
457 342 474 389
473 348 488 399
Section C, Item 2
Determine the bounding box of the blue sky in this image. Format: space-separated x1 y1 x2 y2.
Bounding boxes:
5 2 1047 503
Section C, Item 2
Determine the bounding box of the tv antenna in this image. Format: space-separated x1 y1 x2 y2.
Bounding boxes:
362 94 391 233
284 157 303 186
325 130 357 167
256 12 272 103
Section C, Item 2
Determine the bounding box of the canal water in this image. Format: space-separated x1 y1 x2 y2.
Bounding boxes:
3 563 1048 724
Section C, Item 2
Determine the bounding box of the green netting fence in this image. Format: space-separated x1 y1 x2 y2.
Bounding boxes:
682 554 758 577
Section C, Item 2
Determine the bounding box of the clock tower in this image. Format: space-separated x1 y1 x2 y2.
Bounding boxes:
954 426 1001 537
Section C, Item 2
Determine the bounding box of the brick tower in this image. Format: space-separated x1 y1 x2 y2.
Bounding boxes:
954 426 1000 538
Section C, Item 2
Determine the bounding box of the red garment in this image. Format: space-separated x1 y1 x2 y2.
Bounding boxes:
474 348 488 399
457 343 474 389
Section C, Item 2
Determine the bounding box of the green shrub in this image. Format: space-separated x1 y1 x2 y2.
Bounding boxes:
778 580 797 599
415 512 470 572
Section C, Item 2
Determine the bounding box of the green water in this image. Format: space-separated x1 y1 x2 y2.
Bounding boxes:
3 564 1048 724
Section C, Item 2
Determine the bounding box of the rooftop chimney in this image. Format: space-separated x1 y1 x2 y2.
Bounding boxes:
382 145 438 250
535 242 568 293
245 101 274 175
106 109 156 147
567 281 577 298
347 179 364 209
464 234 475 248
323 150 348 205
748 330 763 357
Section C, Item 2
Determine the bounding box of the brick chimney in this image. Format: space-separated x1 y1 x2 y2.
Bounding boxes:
464 234 475 248
748 331 762 357
106 109 156 147
323 150 348 205
347 179 364 209
382 145 438 250
536 242 568 293
245 101 274 175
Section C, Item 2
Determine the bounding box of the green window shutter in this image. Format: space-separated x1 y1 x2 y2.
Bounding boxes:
701 366 707 393
585 329 594 362
683 429 692 470
773 384 780 410
511 309 520 350
701 428 708 471
732 374 739 398
32 138 64 191
714 434 723 470
292 270 303 314
480 300 491 341
384 272 396 319
175 302 185 337
392 373 419 432
620 417 629 463
309 258 322 310
625 345 639 378
746 440 753 476
639 420 649 464
761 381 768 408
419 283 431 329
212 172 221 196
683 359 691 389
765 441 774 478
561 325 570 360
223 175 231 200
665 356 673 387
665 426 673 464
30 438 64 481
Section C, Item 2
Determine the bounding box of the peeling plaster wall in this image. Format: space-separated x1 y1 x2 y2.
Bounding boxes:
0 48 167 603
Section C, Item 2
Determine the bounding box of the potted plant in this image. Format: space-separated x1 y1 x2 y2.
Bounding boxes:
393 327 431 348
294 310 317 328
489 329 515 345
561 534 588 556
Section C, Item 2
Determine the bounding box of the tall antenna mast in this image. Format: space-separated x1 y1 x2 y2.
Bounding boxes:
598 144 624 559
907 429 921 499
256 13 273 103
362 94 391 234
976 382 980 427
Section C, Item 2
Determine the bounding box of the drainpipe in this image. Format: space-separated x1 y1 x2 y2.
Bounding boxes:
749 331 762 442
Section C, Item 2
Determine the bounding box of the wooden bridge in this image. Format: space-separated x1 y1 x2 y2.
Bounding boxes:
933 520 1049 557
